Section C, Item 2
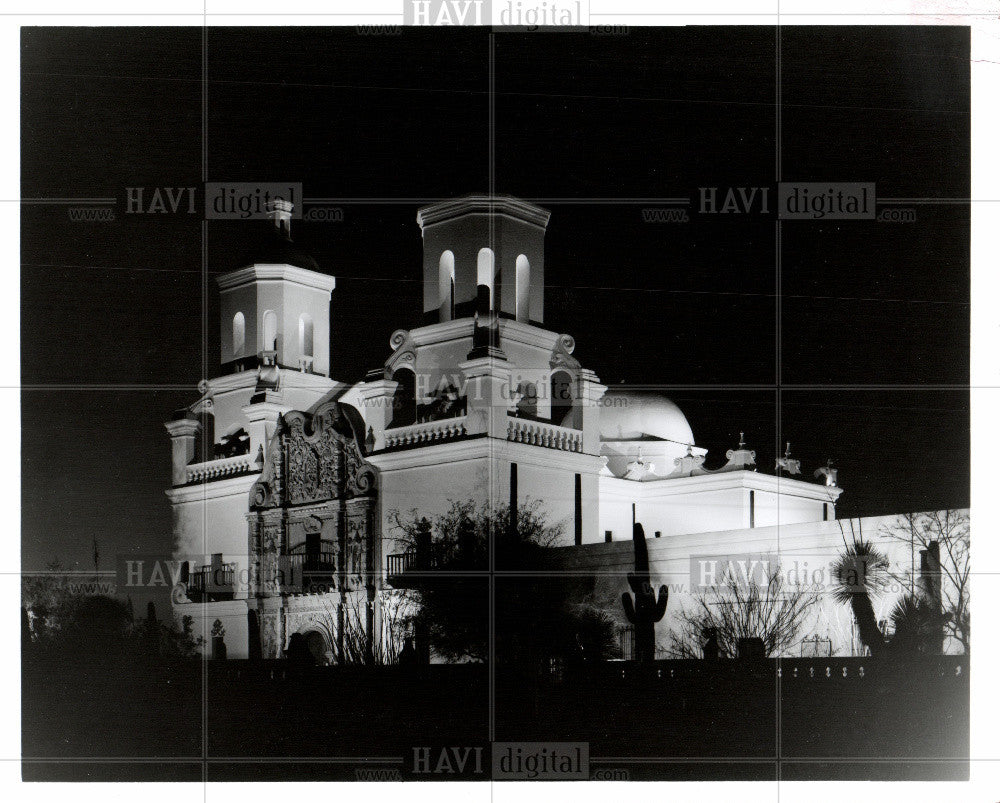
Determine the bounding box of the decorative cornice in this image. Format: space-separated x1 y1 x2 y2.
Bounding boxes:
416 195 551 231
365 435 489 470
164 418 201 437
165 473 258 504
496 319 563 351
600 470 843 502
405 318 476 347
367 433 602 473
216 264 336 293
200 371 260 395
388 319 582 363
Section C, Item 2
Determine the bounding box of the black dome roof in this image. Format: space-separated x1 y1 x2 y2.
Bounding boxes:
237 220 321 272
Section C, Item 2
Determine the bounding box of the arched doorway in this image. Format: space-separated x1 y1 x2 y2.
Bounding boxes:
304 630 329 665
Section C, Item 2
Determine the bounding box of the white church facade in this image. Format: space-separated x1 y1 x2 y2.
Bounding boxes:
165 195 956 662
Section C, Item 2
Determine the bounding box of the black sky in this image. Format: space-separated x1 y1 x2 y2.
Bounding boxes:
21 26 970 578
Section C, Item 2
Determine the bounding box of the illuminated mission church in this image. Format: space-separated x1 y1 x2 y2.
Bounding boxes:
165 196 936 661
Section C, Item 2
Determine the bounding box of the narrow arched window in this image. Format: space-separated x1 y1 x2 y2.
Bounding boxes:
550 370 575 428
439 251 456 322
262 310 277 352
298 313 314 357
515 254 530 322
390 368 417 428
199 411 215 463
232 312 246 358
477 247 495 312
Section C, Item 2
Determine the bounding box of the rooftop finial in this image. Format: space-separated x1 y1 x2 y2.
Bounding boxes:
721 432 756 472
775 442 802 475
267 198 293 239
814 459 838 487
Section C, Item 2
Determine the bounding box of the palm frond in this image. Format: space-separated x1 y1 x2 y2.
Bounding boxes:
830 538 889 604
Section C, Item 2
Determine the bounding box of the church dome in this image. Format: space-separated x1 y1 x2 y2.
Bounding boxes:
599 391 695 445
241 234 320 272
236 200 321 272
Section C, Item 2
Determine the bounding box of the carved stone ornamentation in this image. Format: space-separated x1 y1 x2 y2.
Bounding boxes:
285 412 340 505
388 329 410 350
719 432 757 473
261 612 280 659
549 333 581 370
284 608 335 658
249 404 376 511
384 329 417 377
262 522 282 553
170 583 188 605
345 439 377 498
247 403 378 605
346 514 366 586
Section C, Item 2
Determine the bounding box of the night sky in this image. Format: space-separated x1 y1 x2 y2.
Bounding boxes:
21 27 969 580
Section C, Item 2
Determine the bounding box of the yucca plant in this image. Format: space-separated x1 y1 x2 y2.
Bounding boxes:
888 594 948 656
831 536 890 657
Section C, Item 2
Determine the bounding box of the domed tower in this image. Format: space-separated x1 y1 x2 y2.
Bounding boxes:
218 199 336 376
342 194 608 554
598 390 706 479
165 200 342 658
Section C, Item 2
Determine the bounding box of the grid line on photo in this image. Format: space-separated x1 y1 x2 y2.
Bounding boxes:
200 17 209 795
775 21 783 789
488 30 497 748
2 9 1000 15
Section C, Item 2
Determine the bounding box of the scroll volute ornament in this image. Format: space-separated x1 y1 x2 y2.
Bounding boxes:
549 333 580 370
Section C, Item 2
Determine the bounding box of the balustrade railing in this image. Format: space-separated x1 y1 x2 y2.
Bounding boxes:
506 417 583 452
187 562 237 600
384 416 468 450
283 551 338 592
185 453 258 484
385 545 446 580
286 551 338 573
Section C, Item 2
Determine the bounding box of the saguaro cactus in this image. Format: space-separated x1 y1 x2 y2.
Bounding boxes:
621 523 669 662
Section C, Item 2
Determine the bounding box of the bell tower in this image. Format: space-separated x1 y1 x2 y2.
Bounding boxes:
217 200 337 376
417 195 550 325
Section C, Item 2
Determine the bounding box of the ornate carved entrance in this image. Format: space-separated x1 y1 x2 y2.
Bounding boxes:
247 403 378 660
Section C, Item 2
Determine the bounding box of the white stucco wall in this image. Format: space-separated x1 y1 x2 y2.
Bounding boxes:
169 476 255 564
375 450 491 555
599 472 838 543
547 511 967 658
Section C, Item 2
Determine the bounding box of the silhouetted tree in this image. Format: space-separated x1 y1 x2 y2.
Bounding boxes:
883 510 970 653
667 568 818 659
832 527 945 658
23 559 203 661
391 500 618 664
831 533 890 657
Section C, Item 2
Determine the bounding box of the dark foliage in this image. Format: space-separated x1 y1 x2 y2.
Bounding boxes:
390 499 619 664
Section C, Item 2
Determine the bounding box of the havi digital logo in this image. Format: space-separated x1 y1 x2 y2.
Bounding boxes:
492 742 589 780
405 0 489 25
